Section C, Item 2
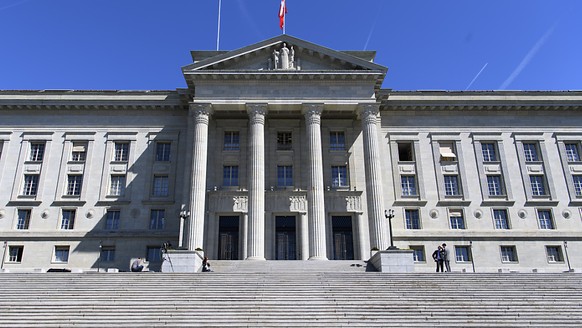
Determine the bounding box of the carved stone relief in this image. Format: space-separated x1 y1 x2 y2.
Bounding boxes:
233 196 248 212
346 196 362 212
289 196 307 212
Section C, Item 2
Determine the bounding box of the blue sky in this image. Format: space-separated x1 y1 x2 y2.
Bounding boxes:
0 0 580 91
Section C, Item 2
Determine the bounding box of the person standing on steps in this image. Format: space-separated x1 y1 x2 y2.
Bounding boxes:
432 246 445 272
442 243 451 272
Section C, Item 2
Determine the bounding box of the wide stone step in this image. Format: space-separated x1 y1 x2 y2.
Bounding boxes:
1 272 581 327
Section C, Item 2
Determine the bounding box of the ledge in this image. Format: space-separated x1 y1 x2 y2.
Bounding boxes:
392 199 428 207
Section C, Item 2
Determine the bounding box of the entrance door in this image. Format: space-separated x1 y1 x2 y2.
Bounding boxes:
275 216 297 260
218 216 239 260
332 216 354 260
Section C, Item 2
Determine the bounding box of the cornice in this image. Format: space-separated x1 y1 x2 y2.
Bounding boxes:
378 90 582 111
0 90 187 111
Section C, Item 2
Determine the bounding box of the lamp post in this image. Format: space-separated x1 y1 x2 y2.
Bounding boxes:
470 241 475 273
178 210 190 249
384 209 398 250
1 241 7 271
97 241 102 273
564 241 572 272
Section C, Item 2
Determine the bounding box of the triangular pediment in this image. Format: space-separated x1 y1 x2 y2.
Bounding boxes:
182 35 387 73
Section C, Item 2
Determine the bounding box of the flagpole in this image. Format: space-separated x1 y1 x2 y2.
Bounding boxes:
216 0 222 50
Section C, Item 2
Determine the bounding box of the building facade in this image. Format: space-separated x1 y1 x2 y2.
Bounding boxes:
1 35 581 272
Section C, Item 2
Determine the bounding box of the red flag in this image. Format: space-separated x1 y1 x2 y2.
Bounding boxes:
279 0 287 30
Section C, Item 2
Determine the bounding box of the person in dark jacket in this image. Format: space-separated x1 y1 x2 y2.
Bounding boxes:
432 246 445 272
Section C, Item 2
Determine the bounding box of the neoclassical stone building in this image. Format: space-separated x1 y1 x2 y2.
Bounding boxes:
1 35 581 272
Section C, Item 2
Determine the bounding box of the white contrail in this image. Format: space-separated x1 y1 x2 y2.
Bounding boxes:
0 0 31 12
499 23 557 90
364 3 384 50
465 63 488 91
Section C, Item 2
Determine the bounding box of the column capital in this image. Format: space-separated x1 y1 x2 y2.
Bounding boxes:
246 103 268 115
302 103 324 125
189 103 213 124
246 103 268 124
358 103 380 125
357 103 380 118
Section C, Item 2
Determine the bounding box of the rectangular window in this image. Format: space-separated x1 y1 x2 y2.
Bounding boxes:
487 175 504 196
66 175 83 196
224 131 240 151
331 165 349 188
277 165 293 187
523 143 539 162
444 175 460 196
8 246 24 263
455 246 471 262
546 246 564 263
481 142 498 162
277 132 292 150
60 209 76 230
537 209 555 230
401 175 417 196
410 246 425 262
152 175 169 197
114 142 129 162
397 142 414 162
439 142 457 161
155 142 171 162
530 175 547 196
100 246 116 262
493 209 510 230
500 246 518 263
573 175 582 196
449 210 465 229
405 209 421 229
29 142 45 162
71 142 87 162
105 210 120 230
330 131 345 151
223 166 239 187
53 246 70 263
149 209 165 230
146 246 161 262
16 209 31 230
22 174 39 196
109 175 126 196
565 143 581 162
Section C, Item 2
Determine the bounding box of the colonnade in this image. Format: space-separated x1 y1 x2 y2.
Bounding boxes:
185 102 389 259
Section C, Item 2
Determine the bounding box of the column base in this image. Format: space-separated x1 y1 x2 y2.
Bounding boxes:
308 256 328 261
245 256 266 261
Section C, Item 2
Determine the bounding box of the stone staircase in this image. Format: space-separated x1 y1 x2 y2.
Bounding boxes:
1 261 582 327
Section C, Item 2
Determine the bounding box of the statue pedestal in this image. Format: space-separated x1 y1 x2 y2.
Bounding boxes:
369 249 414 273
161 250 203 273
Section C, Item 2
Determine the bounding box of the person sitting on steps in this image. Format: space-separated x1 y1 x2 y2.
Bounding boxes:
202 256 213 272
131 258 144 272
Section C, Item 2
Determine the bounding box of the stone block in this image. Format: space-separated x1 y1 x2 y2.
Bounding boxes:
370 249 414 273
161 250 203 273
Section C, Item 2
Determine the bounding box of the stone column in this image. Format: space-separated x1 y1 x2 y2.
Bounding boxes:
299 212 309 260
185 103 212 251
359 104 388 250
246 104 267 260
303 104 328 260
241 212 248 260
355 212 368 260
